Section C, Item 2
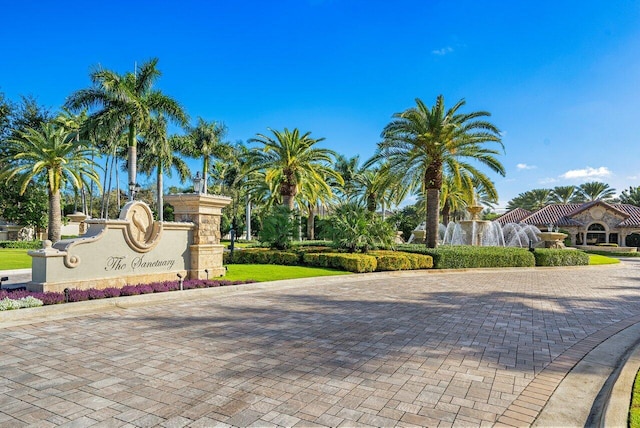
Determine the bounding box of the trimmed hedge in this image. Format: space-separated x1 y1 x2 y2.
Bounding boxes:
396 245 535 269
230 248 433 273
0 240 42 249
370 250 433 271
533 249 589 266
303 253 377 273
224 249 299 265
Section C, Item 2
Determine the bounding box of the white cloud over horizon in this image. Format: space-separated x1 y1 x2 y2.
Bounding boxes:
432 46 454 56
560 166 612 180
517 163 536 170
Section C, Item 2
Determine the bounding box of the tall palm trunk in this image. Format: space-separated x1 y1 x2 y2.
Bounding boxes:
442 199 451 225
282 193 295 210
157 161 164 221
48 189 62 243
367 193 377 212
128 123 137 199
425 162 443 248
306 203 315 240
202 157 209 194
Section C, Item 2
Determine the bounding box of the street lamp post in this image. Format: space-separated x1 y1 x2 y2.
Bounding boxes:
128 182 141 201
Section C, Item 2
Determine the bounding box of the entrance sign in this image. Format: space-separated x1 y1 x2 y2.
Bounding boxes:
28 194 231 293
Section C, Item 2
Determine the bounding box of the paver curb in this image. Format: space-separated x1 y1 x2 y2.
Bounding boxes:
601 335 640 426
496 317 640 427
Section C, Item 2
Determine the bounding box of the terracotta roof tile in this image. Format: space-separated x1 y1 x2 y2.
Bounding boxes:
495 207 533 225
520 204 584 227
499 202 640 228
616 204 640 227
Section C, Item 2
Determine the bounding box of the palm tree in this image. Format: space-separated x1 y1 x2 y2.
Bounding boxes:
506 188 553 211
551 185 579 204
578 181 616 202
378 96 505 248
248 128 342 210
181 118 229 194
65 58 188 199
620 186 640 207
332 154 362 201
138 115 191 221
0 123 101 243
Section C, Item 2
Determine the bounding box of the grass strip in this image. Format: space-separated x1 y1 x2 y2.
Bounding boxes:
630 368 640 427
588 254 621 265
0 249 31 270
223 264 351 282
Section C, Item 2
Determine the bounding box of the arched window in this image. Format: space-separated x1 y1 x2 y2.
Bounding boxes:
586 222 606 244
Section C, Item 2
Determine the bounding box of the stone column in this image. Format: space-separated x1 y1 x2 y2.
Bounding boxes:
165 193 232 280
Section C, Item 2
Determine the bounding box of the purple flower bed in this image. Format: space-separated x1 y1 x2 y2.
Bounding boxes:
0 278 255 309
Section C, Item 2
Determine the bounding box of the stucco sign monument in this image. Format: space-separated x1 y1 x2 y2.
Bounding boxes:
28 194 231 293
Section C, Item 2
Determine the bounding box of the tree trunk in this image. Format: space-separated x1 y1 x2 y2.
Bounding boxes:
367 193 377 212
282 194 295 210
157 162 164 221
426 188 440 248
425 162 443 248
203 156 209 194
306 203 315 240
442 199 450 225
48 189 62 243
245 196 252 240
128 123 137 200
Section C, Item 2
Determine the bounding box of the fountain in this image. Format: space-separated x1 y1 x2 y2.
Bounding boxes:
457 203 492 246
536 224 567 248
407 200 542 248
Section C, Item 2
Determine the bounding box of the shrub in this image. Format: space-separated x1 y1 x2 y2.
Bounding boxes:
0 296 44 310
0 297 20 310
395 245 535 269
31 292 64 305
120 285 141 296
226 249 299 265
259 206 298 250
304 252 377 273
597 243 618 247
324 204 395 252
102 287 122 298
87 289 106 300
370 250 433 271
67 289 90 302
533 249 589 266
0 240 42 249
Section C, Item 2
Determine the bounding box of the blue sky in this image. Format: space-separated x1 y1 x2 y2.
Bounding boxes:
2 0 639 209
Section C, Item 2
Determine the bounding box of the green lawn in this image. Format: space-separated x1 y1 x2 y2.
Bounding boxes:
588 254 621 265
223 264 351 282
630 369 640 427
0 249 31 270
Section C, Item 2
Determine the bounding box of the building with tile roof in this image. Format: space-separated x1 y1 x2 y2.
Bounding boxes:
496 200 640 247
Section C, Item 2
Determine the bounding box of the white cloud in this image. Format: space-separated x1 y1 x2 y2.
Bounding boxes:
560 166 611 179
517 163 536 170
432 46 453 56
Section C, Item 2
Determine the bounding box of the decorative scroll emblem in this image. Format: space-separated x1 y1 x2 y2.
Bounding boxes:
119 201 163 253
591 207 604 220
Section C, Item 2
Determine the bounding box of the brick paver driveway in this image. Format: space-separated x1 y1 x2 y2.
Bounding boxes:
2 260 640 427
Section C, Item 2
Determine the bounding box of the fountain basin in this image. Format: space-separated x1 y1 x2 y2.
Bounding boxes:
536 232 568 249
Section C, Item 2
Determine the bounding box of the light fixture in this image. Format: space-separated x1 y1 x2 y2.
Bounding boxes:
192 172 204 194
128 182 141 201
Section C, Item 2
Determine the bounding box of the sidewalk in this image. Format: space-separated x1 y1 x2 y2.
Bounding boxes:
1 264 640 426
0 268 31 288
